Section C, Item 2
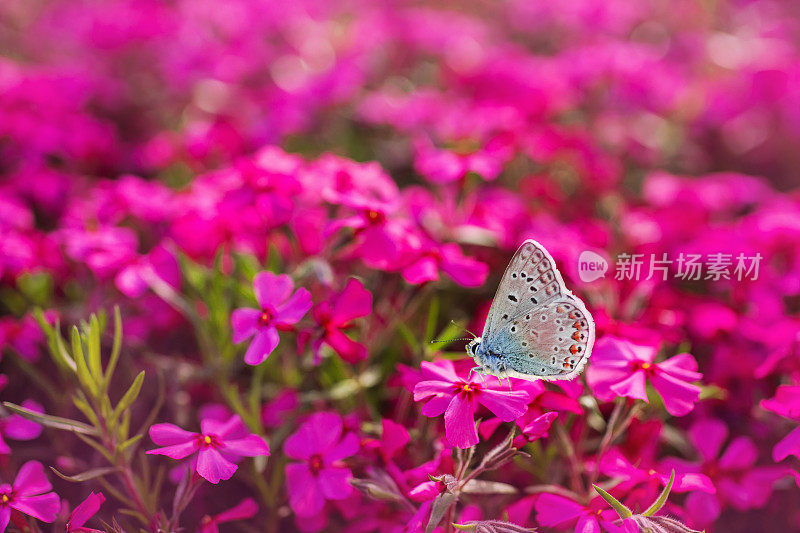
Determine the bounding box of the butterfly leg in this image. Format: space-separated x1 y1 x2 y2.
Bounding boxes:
469 366 483 380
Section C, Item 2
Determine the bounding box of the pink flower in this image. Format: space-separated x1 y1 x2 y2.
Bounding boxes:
535 493 620 533
762 385 800 462
231 271 312 365
261 389 299 428
413 360 530 448
0 461 60 531
115 243 180 298
199 498 258 533
0 315 44 362
401 242 489 288
586 336 702 416
147 415 270 484
283 412 360 517
312 278 372 363
0 399 43 455
598 447 715 510
670 419 786 528
67 492 105 532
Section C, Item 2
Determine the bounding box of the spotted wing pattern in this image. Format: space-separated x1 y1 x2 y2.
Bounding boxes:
479 239 595 381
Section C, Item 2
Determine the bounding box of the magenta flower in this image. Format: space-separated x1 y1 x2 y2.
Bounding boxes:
283 411 360 517
535 493 620 533
147 415 270 484
231 271 312 365
312 278 372 363
0 399 43 454
0 461 60 531
199 498 258 533
667 419 786 528
762 385 800 462
586 336 702 416
401 242 489 288
67 491 105 532
413 360 531 448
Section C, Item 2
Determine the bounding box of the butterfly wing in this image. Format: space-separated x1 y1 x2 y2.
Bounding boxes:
481 240 566 339
481 240 595 381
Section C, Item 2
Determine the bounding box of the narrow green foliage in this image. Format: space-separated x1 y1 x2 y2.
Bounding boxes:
2 402 97 435
593 484 632 518
643 469 675 517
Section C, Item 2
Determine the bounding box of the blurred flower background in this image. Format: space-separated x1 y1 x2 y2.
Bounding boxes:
1 0 799 531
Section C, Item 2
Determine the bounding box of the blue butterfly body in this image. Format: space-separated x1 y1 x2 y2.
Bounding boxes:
467 240 595 381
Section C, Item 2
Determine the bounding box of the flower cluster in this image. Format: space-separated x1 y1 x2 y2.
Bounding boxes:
1 0 800 531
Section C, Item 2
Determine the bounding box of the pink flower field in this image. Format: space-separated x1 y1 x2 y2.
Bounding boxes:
1 0 800 531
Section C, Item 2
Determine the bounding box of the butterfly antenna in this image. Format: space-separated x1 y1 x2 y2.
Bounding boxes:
429 337 473 344
449 320 478 339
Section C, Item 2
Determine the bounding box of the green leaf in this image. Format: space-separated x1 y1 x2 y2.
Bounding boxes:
72 392 101 428
111 371 145 422
593 484 632 518
426 492 457 533
72 326 98 396
103 306 123 390
34 312 76 372
51 466 118 482
17 272 53 305
87 315 103 379
117 434 143 455
2 402 97 435
642 469 675 517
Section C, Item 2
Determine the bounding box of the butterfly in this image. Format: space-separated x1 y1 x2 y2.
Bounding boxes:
466 239 595 381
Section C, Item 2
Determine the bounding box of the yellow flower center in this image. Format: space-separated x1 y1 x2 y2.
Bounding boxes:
641 362 652 370
1 494 8 504
203 435 213 445
462 383 473 392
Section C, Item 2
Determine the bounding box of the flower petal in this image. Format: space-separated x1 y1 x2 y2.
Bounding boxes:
146 440 199 460
68 492 105 528
688 419 727 461
286 463 325 517
414 380 455 401
13 461 52 496
284 412 343 460
773 425 800 461
609 371 648 402
331 279 372 324
214 498 258 523
231 309 260 343
421 394 453 417
477 388 530 421
440 244 489 287
201 415 248 441
535 493 587 527
718 436 757 470
444 394 478 448
196 447 238 484
11 492 60 523
318 466 353 500
274 288 312 325
324 328 367 363
402 255 439 285
650 371 701 416
244 328 280 365
148 423 197 446
254 272 294 309
222 435 271 457
325 432 360 463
